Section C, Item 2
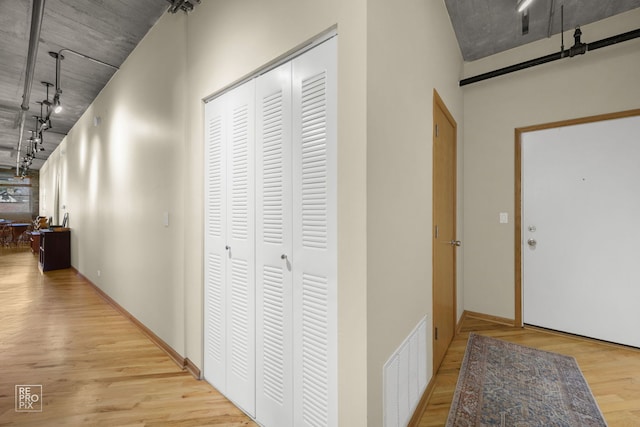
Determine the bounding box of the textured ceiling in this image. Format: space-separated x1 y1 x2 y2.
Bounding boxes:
445 0 640 61
1 1 638 173
0 0 168 172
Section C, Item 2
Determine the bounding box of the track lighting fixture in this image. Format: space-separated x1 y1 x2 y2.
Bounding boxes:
35 101 50 131
166 0 200 14
29 129 41 144
49 48 119 118
18 46 119 175
20 96 48 174
50 51 64 114
516 0 535 13
53 93 62 113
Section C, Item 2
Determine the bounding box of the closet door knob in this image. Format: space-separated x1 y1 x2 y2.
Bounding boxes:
281 254 288 260
225 245 230 250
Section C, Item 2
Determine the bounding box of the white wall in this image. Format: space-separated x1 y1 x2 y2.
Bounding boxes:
39 12 188 353
462 9 640 320
366 1 463 425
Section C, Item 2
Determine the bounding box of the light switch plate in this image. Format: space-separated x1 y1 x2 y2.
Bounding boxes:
499 212 509 224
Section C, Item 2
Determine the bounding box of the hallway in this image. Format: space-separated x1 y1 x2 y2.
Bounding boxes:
3 245 640 426
0 247 255 426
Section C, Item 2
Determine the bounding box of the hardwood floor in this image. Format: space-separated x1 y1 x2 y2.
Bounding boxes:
4 246 639 426
418 313 640 426
0 247 256 426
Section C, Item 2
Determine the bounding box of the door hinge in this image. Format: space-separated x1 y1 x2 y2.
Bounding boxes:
435 123 439 137
435 225 439 239
435 327 438 340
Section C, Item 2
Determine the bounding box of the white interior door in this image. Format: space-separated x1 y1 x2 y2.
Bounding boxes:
203 90 228 391
224 81 256 416
522 115 640 348
256 61 294 427
204 81 256 417
292 36 338 427
205 36 337 427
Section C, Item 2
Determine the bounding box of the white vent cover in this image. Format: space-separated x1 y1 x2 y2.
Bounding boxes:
383 316 427 427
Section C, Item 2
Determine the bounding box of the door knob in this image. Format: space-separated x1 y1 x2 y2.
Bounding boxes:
527 238 537 247
281 254 288 260
450 240 462 247
225 245 230 250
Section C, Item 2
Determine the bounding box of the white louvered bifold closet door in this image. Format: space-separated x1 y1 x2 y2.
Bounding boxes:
291 36 338 427
204 81 256 417
205 35 336 427
204 88 228 392
256 62 295 427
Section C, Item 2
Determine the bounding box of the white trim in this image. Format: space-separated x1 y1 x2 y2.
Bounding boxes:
203 26 337 104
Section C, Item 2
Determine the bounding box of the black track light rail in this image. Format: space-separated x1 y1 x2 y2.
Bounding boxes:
460 28 640 87
48 48 119 122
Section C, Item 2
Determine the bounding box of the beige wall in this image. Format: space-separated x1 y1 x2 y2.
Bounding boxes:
462 9 640 320
39 12 188 353
366 1 463 425
38 0 469 425
38 146 58 223
48 0 640 425
183 1 369 425
40 1 370 424
40 2 640 426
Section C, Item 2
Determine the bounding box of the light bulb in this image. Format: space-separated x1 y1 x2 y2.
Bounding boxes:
517 0 535 12
53 95 62 114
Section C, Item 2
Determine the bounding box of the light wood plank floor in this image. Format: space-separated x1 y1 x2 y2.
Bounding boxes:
419 314 640 426
5 246 640 426
0 247 256 426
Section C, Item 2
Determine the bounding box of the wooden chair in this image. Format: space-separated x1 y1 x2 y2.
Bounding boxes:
6 223 30 247
33 216 48 230
0 224 10 247
17 225 33 246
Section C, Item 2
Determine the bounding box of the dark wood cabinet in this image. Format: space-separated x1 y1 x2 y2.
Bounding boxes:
39 229 71 272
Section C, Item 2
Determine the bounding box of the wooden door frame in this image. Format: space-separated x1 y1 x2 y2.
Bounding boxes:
432 89 458 371
514 108 640 327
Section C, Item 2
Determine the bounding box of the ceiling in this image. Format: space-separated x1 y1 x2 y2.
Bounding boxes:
0 0 169 173
446 0 640 61
1 1 638 174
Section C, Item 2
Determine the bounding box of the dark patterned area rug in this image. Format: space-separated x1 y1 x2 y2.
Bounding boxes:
446 333 607 426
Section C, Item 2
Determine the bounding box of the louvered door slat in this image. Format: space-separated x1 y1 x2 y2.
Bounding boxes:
256 61 294 427
203 94 228 392
292 37 337 427
205 37 336 427
204 81 256 418
224 81 256 417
